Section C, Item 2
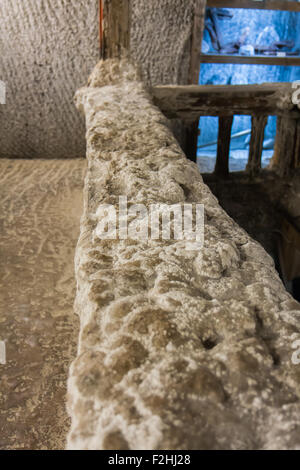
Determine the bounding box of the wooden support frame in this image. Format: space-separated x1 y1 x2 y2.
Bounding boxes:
193 0 300 168
152 83 300 177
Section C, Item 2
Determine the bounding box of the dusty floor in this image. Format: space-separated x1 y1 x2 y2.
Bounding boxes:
0 159 86 449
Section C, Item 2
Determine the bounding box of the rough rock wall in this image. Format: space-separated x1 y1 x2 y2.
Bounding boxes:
130 0 196 86
0 0 200 158
67 59 300 450
0 0 99 159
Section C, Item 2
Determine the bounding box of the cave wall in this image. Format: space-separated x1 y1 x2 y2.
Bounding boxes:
0 0 99 159
130 0 195 86
130 0 207 87
0 0 204 159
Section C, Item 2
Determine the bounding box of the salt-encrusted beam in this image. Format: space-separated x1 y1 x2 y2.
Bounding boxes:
67 59 300 450
152 83 297 120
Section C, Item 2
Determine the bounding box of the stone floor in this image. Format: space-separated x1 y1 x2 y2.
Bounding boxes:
0 159 86 449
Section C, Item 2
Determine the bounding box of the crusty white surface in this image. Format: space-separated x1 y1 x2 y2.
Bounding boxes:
130 0 195 85
67 59 300 450
0 0 99 158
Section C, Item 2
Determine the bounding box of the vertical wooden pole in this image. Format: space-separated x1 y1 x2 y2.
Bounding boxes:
101 0 131 59
99 0 104 56
273 115 297 176
214 115 233 176
185 0 207 162
292 119 300 169
246 114 268 176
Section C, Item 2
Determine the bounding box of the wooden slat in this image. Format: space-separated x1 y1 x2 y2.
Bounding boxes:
214 116 234 176
199 54 300 66
246 115 268 175
206 0 300 11
152 83 296 120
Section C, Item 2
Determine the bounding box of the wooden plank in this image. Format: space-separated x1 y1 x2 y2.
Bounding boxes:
246 115 268 175
101 0 131 59
206 0 300 11
199 54 300 66
152 83 296 121
214 116 234 176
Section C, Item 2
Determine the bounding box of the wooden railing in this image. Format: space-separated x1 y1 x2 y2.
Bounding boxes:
152 83 300 176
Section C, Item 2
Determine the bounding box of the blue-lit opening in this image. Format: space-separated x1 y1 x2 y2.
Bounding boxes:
198 7 300 172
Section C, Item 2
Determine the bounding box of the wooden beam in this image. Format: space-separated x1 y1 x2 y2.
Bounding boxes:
206 1 300 11
214 116 234 176
101 0 131 59
246 115 268 175
199 54 300 66
152 83 297 121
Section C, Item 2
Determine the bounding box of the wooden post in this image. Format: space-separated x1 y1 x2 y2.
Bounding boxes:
183 120 199 163
246 114 268 176
185 0 206 162
214 115 233 176
273 115 297 176
99 0 104 53
101 0 131 59
189 1 207 84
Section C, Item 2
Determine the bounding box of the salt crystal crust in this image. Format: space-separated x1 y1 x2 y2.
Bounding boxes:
67 59 300 450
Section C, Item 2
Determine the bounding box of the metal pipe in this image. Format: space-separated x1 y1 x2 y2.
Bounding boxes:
197 128 252 148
